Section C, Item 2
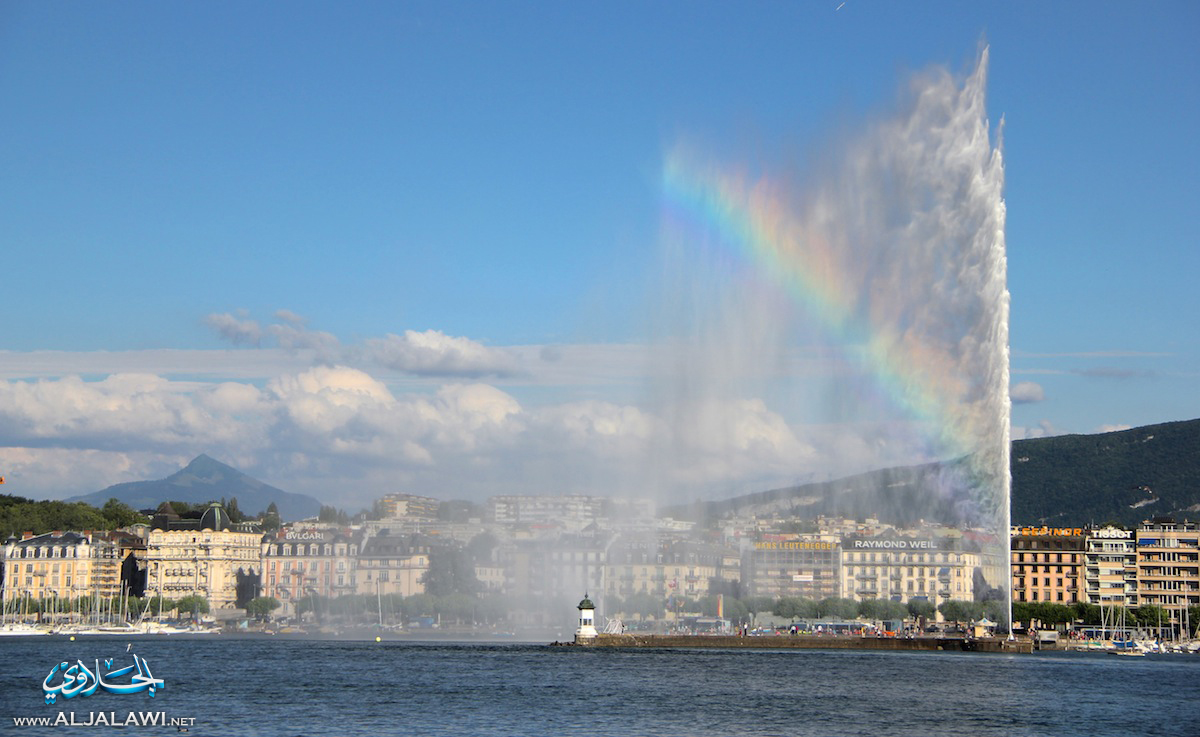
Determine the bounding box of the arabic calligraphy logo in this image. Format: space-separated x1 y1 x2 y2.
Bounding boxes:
43 654 164 705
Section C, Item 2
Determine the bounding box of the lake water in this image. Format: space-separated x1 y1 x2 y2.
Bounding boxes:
2 636 1198 736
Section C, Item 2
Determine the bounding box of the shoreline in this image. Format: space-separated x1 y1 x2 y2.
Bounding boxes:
557 633 1034 653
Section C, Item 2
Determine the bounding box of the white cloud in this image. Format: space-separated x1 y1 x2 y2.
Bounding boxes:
1010 381 1046 404
1011 419 1059 440
362 330 520 378
1095 423 1132 434
0 362 856 510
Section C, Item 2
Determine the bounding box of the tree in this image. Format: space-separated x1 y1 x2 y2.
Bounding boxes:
403 593 439 620
1133 604 1169 629
1071 602 1102 625
697 594 722 617
466 532 499 564
175 595 209 620
623 591 664 621
261 502 281 532
743 596 776 624
907 598 936 620
816 597 859 620
146 596 175 617
0 494 109 538
982 599 1009 625
439 593 478 625
938 600 982 623
420 545 481 597
100 498 144 528
245 596 281 622
858 599 908 621
226 497 244 523
773 596 817 620
722 597 750 625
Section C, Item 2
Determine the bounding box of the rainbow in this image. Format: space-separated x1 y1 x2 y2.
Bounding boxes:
660 147 973 463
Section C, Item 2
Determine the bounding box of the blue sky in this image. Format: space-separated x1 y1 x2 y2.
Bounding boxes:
1 1 1196 510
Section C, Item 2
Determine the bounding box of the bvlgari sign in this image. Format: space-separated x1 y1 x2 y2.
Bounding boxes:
282 530 326 541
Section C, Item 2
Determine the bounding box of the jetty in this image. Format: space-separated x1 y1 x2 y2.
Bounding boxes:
560 633 1032 654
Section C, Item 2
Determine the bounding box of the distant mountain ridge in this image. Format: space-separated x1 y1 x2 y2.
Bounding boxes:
1010 418 1200 526
66 454 323 523
662 418 1200 528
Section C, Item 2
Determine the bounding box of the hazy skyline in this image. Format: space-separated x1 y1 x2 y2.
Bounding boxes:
2 2 1197 510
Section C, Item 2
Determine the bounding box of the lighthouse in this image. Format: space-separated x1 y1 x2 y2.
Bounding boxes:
574 593 598 643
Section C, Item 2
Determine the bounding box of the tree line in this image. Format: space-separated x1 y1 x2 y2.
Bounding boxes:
0 495 146 539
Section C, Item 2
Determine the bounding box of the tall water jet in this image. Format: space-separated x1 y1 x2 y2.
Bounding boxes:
655 48 1010 626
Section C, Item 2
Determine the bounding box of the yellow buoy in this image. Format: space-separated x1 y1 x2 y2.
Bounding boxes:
375 636 381 642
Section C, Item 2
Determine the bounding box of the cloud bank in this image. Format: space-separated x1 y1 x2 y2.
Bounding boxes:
0 355 851 510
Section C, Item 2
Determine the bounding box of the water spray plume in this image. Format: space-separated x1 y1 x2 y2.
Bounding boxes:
659 48 1010 623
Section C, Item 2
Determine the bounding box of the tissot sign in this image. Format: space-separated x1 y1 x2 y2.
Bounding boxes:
1089 528 1132 539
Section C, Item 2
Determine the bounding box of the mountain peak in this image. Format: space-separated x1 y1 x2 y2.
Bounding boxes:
175 454 241 485
66 455 323 523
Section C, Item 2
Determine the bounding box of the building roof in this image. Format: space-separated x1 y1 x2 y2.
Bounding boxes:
199 502 233 531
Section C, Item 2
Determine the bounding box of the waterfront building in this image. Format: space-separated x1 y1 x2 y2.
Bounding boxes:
502 533 608 619
1134 517 1200 632
601 537 731 603
355 530 431 598
262 527 363 616
1 531 122 608
744 536 841 600
1010 527 1086 604
1083 525 1137 608
840 534 979 603
144 502 262 611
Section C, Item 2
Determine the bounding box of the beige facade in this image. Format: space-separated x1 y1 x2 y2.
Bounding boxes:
1135 518 1200 627
841 537 979 603
603 560 718 600
2 531 121 605
145 526 262 610
355 532 430 598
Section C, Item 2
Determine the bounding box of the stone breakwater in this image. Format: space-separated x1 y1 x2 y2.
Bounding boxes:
558 634 1032 654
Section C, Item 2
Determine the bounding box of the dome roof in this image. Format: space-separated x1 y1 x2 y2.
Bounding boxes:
199 502 232 531
577 594 595 610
